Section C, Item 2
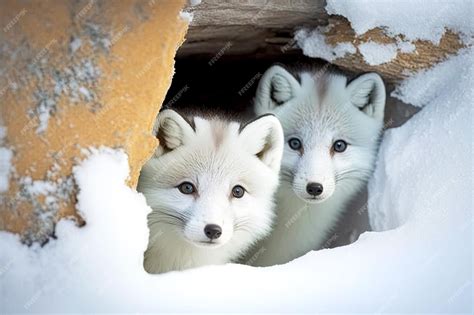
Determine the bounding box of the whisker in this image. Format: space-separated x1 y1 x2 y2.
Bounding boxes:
280 169 294 184
148 207 190 228
335 168 373 183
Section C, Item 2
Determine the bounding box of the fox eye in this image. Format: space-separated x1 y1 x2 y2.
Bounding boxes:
231 185 245 198
333 140 347 153
178 182 196 194
288 138 302 151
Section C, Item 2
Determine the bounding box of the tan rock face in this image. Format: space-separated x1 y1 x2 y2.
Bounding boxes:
0 0 188 244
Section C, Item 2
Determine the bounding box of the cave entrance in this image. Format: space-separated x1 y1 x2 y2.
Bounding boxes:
162 54 374 251
156 1 420 257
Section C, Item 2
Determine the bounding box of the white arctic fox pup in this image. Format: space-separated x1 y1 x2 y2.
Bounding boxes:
248 63 386 266
138 109 284 273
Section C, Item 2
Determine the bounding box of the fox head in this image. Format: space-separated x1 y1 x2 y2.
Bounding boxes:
254 64 385 203
138 110 283 255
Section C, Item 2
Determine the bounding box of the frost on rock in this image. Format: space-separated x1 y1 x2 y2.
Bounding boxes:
31 90 57 134
17 174 76 245
358 41 398 65
0 148 13 193
0 146 13 193
25 22 115 134
326 0 474 44
0 126 12 193
295 28 356 62
179 10 194 23
180 0 202 22
0 126 6 139
69 37 82 54
83 22 112 53
28 57 102 134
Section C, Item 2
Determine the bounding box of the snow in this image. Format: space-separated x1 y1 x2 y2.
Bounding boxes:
29 58 101 134
180 0 204 23
0 126 12 193
298 0 472 65
0 148 13 192
295 28 356 62
1 1 473 312
69 37 82 54
326 0 474 44
392 48 473 107
0 126 6 139
179 10 193 23
296 31 409 66
22 178 57 196
369 46 473 229
396 38 416 53
358 41 398 65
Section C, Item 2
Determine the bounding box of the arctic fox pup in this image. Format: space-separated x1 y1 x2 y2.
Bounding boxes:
248 63 386 266
138 109 284 273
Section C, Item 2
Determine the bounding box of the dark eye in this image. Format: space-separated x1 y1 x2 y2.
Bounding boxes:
333 140 347 153
178 182 195 194
288 138 302 151
232 185 245 198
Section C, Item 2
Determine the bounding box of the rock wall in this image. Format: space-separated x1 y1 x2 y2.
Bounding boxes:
0 0 188 244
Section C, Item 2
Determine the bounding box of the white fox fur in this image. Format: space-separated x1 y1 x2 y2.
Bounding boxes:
247 64 386 266
137 109 284 273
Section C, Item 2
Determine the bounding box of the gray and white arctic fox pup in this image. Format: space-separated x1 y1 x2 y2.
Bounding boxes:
248 63 386 266
138 109 284 273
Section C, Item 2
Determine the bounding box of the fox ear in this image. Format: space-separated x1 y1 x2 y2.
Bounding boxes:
153 109 194 155
254 65 301 114
347 72 386 121
239 114 284 172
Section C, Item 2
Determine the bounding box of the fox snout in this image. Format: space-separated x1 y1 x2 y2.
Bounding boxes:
293 174 336 203
306 182 324 196
292 156 336 203
204 224 222 240
183 212 234 247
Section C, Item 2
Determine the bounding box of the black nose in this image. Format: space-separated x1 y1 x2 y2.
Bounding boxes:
306 182 323 196
204 224 222 240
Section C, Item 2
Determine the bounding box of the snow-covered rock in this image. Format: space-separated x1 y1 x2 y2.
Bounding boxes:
295 28 356 62
326 0 474 44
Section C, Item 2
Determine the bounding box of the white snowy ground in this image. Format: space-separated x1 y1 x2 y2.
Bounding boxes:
1 1 473 313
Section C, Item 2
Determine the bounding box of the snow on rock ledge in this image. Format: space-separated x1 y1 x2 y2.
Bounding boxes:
326 0 474 44
296 0 470 82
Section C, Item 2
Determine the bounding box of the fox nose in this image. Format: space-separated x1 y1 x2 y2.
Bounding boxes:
204 224 222 240
306 182 323 196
